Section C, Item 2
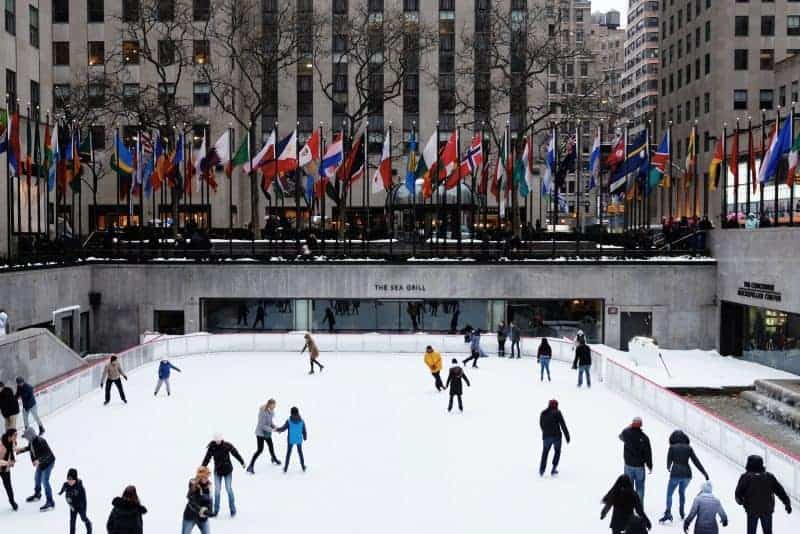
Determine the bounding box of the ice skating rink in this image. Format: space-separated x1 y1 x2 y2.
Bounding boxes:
2 353 795 533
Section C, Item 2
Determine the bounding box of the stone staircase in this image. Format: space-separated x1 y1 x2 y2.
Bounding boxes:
741 379 800 431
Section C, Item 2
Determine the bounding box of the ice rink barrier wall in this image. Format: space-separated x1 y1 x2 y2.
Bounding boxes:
28 333 799 503
602 355 800 503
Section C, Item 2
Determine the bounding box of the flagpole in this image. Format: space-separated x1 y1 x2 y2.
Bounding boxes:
434 120 440 257
411 121 417 258
790 104 795 227
152 132 157 229
295 122 301 255
320 122 326 256
363 120 369 253
733 119 739 224
387 121 393 257
24 104 31 237
646 118 653 230
77 126 83 241
4 95 10 258
229 125 234 257
759 110 766 222
721 123 727 224
774 108 780 223
35 106 42 235
575 120 581 253
551 122 557 256
456 123 462 255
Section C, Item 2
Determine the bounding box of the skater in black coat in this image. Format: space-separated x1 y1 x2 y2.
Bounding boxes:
619 417 653 503
106 486 146 534
659 430 709 523
59 468 91 534
201 435 245 517
19 426 56 510
182 466 213 533
601 474 652 534
734 454 792 534
539 399 570 476
0 381 20 431
445 359 471 412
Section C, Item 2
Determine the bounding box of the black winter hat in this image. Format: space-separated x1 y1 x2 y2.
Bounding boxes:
67 468 78 480
15 377 24 384
451 358 458 364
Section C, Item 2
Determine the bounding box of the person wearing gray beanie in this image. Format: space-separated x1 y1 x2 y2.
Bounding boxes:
683 481 728 534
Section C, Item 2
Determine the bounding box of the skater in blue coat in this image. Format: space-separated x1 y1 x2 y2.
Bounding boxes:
154 360 182 396
276 407 307 473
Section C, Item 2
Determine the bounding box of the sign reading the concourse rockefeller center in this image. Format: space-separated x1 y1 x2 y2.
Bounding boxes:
737 281 782 302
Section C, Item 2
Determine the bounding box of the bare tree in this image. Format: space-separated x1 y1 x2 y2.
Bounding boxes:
197 0 321 227
454 0 610 235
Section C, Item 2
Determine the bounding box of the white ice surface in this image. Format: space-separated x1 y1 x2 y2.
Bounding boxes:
601 347 798 388
2 353 795 533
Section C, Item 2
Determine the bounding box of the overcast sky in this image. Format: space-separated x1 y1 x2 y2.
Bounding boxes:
591 0 628 26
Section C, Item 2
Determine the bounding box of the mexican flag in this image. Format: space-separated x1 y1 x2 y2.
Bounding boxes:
787 132 800 186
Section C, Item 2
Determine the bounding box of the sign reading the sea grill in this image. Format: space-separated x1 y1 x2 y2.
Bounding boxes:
374 283 428 292
737 281 781 302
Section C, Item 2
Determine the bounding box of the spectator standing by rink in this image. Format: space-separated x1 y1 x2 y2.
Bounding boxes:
101 356 128 405
201 434 245 517
735 454 792 534
463 329 484 368
683 481 728 534
445 359 471 412
619 417 653 503
323 307 336 332
537 338 553 382
276 407 308 473
182 466 213 534
15 377 44 435
600 474 651 534
0 381 20 431
247 399 281 473
509 321 522 358
496 321 508 357
19 426 56 511
0 308 9 336
301 333 325 374
154 359 182 397
539 399 570 476
58 468 92 534
424 346 444 391
0 428 18 511
106 486 146 534
659 430 709 523
572 337 592 388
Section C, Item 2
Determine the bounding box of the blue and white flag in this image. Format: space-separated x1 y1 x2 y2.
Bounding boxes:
541 130 556 195
587 127 601 191
758 115 793 184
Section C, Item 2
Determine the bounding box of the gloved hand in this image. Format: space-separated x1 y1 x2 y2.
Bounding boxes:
721 518 728 527
786 504 792 514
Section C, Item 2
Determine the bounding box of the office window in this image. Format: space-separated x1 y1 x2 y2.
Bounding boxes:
122 0 139 22
695 27 700 48
686 33 692 53
29 6 38 47
53 0 68 23
760 49 774 70
705 20 711 42
5 0 15 34
158 40 175 66
123 83 139 108
90 125 107 150
30 80 39 108
695 58 700 79
761 16 775 36
735 16 749 36
88 41 105 66
123 41 140 64
779 85 786 107
792 81 799 103
157 0 175 21
733 90 747 110
695 96 700 117
88 83 105 108
704 53 710 75
734 49 748 70
333 0 348 13
759 89 774 110
704 92 710 113
661 78 666 96
686 64 691 83
53 84 70 109
193 82 210 106
788 16 800 36
678 69 683 88
87 0 104 23
193 40 210 64
158 82 176 105
53 42 70 66
686 100 692 121
193 0 210 21
677 104 683 124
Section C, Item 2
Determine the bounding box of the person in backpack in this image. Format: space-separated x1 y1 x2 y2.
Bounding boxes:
734 454 792 534
684 481 728 534
276 407 308 473
537 338 553 382
106 485 146 534
154 359 182 396
496 321 508 357
424 346 444 391
462 330 484 368
539 399 570 476
659 430 709 523
619 417 653 503
445 359 471 412
59 468 92 534
601 474 652 534
0 381 20 431
15 377 44 435
572 337 592 388
509 321 522 358
182 466 213 534
19 426 56 511
101 356 128 405
0 428 18 511
301 333 325 374
247 399 281 473
201 434 245 517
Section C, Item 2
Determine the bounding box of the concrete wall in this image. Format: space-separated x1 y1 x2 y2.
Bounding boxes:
90 261 718 353
711 228 800 315
0 328 85 387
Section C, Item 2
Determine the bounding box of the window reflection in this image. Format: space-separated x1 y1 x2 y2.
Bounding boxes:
507 300 603 343
203 299 294 331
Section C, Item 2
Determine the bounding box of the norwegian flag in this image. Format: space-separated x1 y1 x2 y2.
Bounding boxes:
456 134 483 183
606 132 624 169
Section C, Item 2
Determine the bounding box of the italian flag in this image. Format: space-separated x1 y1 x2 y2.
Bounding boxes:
788 132 800 186
416 130 438 198
226 136 250 177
